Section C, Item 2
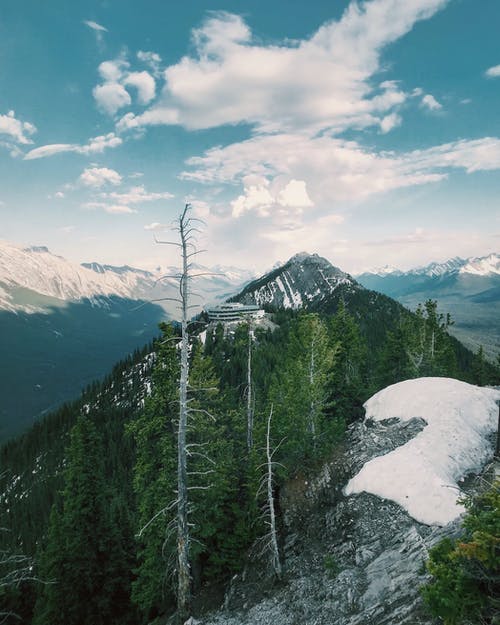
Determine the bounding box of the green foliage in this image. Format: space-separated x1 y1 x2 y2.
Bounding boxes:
323 554 340 579
422 480 500 625
33 416 136 625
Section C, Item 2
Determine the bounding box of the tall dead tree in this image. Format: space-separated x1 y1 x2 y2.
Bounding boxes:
246 321 254 451
177 204 191 623
256 405 283 578
154 204 203 624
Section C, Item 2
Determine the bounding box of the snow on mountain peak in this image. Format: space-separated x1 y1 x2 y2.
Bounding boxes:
460 253 500 276
345 377 500 526
0 240 139 311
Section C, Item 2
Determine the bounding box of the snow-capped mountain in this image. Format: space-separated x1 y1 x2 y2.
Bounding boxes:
356 252 500 360
233 252 359 309
0 240 255 316
460 253 500 276
359 253 499 281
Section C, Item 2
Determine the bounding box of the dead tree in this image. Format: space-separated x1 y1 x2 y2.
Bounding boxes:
154 204 218 624
177 204 192 623
246 321 254 451
257 405 283 578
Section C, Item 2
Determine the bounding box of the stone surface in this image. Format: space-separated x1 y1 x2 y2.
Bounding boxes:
200 417 473 625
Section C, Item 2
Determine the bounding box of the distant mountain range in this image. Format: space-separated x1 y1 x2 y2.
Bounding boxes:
356 253 500 360
0 241 255 440
0 241 255 316
1 240 496 440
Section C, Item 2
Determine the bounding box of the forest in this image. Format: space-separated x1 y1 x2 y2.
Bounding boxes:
1 294 498 625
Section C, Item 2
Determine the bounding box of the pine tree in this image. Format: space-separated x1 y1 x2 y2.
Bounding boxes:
34 416 135 625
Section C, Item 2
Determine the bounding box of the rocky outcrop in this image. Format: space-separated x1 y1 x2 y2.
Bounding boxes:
201 417 479 625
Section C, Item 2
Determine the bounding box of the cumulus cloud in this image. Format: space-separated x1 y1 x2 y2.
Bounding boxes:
24 132 122 160
0 110 36 145
117 1 448 134
123 72 156 104
421 93 443 111
79 167 122 188
485 64 500 78
93 82 132 115
93 58 156 115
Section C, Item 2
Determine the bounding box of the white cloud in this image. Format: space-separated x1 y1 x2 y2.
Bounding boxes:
59 225 75 233
277 179 313 208
485 64 500 78
24 132 122 160
105 204 137 214
182 134 500 211
102 184 174 204
93 58 156 115
93 82 132 115
421 93 442 111
0 110 36 145
123 72 156 104
98 60 127 82
83 201 137 214
144 222 166 231
79 167 122 188
117 1 448 134
137 51 162 76
380 112 402 133
83 20 108 32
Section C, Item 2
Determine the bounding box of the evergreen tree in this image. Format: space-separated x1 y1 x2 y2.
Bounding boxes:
34 416 135 625
266 313 340 470
471 345 488 386
328 301 367 422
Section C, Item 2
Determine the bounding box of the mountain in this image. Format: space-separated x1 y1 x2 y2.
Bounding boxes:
357 253 500 360
1 249 495 624
0 241 254 440
0 240 255 317
231 252 422 356
232 252 359 309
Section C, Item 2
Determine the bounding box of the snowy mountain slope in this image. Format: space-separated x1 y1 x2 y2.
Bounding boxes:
345 377 500 526
0 242 138 312
356 253 500 360
460 253 500 276
359 253 499 280
232 252 359 310
0 240 255 316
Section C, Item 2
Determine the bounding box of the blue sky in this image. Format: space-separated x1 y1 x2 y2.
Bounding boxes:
0 0 499 273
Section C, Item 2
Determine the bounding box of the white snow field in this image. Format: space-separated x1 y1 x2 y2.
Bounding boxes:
345 377 500 526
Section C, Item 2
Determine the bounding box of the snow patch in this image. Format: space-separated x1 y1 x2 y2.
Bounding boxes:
345 377 500 526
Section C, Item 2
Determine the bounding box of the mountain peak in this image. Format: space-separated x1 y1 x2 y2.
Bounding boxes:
233 250 357 310
23 245 50 254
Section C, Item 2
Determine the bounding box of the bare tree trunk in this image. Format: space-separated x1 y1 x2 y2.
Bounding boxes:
308 334 316 443
177 205 191 624
247 321 254 451
266 406 282 578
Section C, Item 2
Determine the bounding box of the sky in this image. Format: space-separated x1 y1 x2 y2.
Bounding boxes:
0 0 499 274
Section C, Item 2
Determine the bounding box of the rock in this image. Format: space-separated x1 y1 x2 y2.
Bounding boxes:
200 417 467 625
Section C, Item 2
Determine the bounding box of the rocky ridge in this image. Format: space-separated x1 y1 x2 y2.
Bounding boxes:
201 415 491 625
233 252 359 310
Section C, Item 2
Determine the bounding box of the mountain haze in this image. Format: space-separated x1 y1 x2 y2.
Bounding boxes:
357 253 500 360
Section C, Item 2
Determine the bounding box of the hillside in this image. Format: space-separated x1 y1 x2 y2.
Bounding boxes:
1 251 498 624
0 241 254 441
